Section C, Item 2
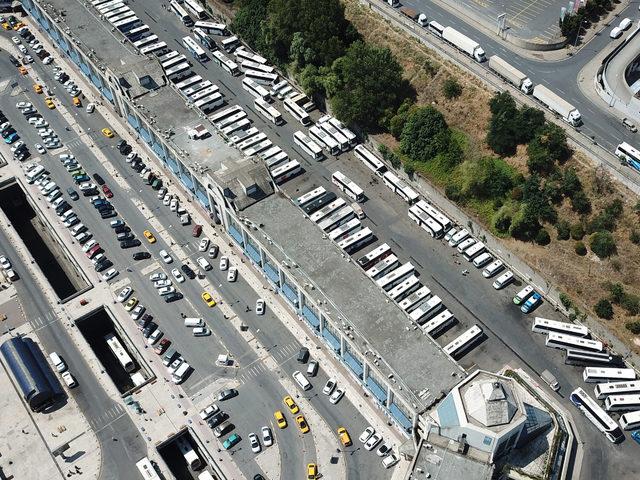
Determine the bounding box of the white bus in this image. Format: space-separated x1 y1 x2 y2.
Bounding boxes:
409 295 442 324
398 286 431 313
174 75 201 91
382 171 419 204
175 436 202 470
309 126 340 155
182 36 207 61
170 0 193 26
532 317 589 337
235 47 267 64
284 98 314 126
270 160 302 184
357 243 392 270
259 146 284 162
255 98 283 125
221 119 251 136
194 93 223 113
332 171 364 202
329 218 361 242
310 198 347 223
133 34 158 50
325 116 357 147
605 394 640 412
443 325 483 358
245 69 278 86
615 142 640 174
294 131 324 160
337 227 373 253
266 151 289 170
211 50 239 76
216 112 247 130
140 42 168 56
387 275 420 301
193 28 217 51
104 7 129 19
221 35 240 52
408 205 444 239
242 77 271 102
194 21 227 36
162 55 188 71
183 81 213 98
189 85 219 102
209 104 243 124
95 0 122 11
376 262 415 292
583 367 636 384
595 381 640 400
422 309 455 337
159 50 181 64
237 132 267 152
318 206 355 232
244 139 273 157
565 349 616 367
114 17 142 32
463 241 485 261
619 410 640 430
354 145 387 177
184 0 207 20
415 200 453 232
296 186 326 207
546 332 603 353
366 255 399 280
126 25 150 41
165 63 191 82
136 457 161 480
318 121 349 152
570 387 623 443
241 59 274 74
104 333 135 373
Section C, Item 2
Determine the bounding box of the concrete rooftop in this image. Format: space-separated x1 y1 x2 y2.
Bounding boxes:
413 442 494 480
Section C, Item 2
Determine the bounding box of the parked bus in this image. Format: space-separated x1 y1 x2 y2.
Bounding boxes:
234 47 267 64
377 262 415 292
318 121 349 152
182 36 207 61
194 21 227 36
546 332 603 353
565 349 616 367
270 160 302 185
605 394 640 412
422 309 455 337
244 139 273 157
211 50 239 75
619 410 640 430
409 295 442 324
161 54 188 71
415 200 453 232
387 275 420 302
170 0 193 26
448 228 469 247
329 218 361 242
532 317 589 337
175 74 203 91
398 286 431 313
595 381 640 400
193 28 217 51
357 243 392 271
140 42 168 56
293 131 324 160
570 387 623 443
318 206 355 232
254 98 283 125
209 104 243 124
221 35 240 52
236 132 267 151
366 255 399 280
443 325 483 358
296 187 327 207
175 436 202 470
259 146 284 162
583 367 636 384
114 16 142 32
382 171 419 204
408 205 444 239
194 93 223 113
133 34 158 50
104 7 129 20
245 69 278 86
615 142 640 174
135 457 161 480
165 63 191 82
190 86 219 102
242 77 270 102
221 119 250 137
324 116 357 147
104 333 135 373
241 59 274 74
183 81 214 98
354 144 387 177
309 126 339 154
310 198 347 223
302 192 337 215
332 171 364 202
337 227 373 253
184 0 207 20
125 25 150 41
283 98 311 126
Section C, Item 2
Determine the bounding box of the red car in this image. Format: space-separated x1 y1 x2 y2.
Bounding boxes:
102 184 113 198
154 338 171 355
192 224 202 237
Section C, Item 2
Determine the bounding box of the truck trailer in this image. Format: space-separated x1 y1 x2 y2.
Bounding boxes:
532 85 582 126
400 7 418 21
488 55 533 94
442 27 486 62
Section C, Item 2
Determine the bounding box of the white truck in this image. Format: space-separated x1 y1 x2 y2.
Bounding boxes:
442 27 486 62
540 369 560 391
532 85 582 126
488 55 533 94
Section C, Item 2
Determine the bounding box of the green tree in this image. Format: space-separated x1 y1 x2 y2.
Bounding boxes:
442 78 462 99
570 223 585 240
232 0 270 55
594 299 614 319
526 140 554 175
590 231 617 259
515 106 545 144
388 99 415 139
561 167 582 196
575 241 587 256
621 295 640 316
625 321 640 335
571 190 591 214
535 228 551 245
459 157 515 199
486 96 520 156
404 163 415 178
399 106 450 162
510 203 541 241
555 220 570 240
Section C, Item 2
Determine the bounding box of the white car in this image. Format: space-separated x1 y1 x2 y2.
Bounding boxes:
199 404 220 420
171 268 185 283
619 17 632 30
198 237 209 252
0 255 11 270
147 329 163 345
16 101 32 110
18 44 27 54
359 427 375 444
169 198 178 212
149 272 167 282
6 270 18 281
364 433 382 451
329 387 345 405
382 454 399 469
102 268 118 281
35 143 46 154
376 443 392 457
162 194 172 206
196 256 212 271
157 286 176 296
75 231 92 244
219 256 229 271
255 298 265 315
86 103 95 113
156 187 167 198
227 266 237 282
248 432 261 453
43 56 54 65
81 239 97 252
79 182 96 191
131 305 145 321
323 378 336 395
23 55 34 64
153 279 172 288
610 26 623 39
159 249 173 264
261 426 273 447
11 36 21 45
61 371 77 388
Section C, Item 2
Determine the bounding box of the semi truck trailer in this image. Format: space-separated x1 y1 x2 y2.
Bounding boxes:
488 55 533 94
442 27 486 62
532 85 582 126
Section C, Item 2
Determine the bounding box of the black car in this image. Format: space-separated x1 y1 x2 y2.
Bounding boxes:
92 173 105 185
8 55 20 67
114 225 130 234
120 239 141 249
164 292 183 303
120 144 132 155
132 251 151 260
207 412 227 429
66 188 79 201
142 321 157 339
133 163 145 173
181 264 196 279
96 205 114 214
55 202 71 215
218 388 238 401
100 211 117 219
117 233 134 242
82 189 98 197
137 315 151 331
24 113 41 120
95 259 113 272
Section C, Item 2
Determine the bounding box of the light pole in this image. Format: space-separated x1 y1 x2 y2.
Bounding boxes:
574 19 588 48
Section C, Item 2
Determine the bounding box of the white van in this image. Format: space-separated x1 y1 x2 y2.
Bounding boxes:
26 165 45 183
482 259 504 278
196 257 212 271
172 362 191 384
293 370 311 391
472 252 492 268
492 270 514 290
184 317 204 327
49 351 67 372
70 223 87 236
456 237 475 253
351 202 365 220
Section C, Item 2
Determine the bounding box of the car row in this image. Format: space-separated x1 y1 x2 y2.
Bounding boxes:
0 254 19 282
16 101 62 150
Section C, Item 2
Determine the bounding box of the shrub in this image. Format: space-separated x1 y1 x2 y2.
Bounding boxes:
571 190 591 214
555 220 570 240
608 283 625 304
404 163 415 178
621 294 640 316
389 152 401 169
570 223 585 240
559 293 573 310
575 241 587 256
445 184 462 202
626 321 640 335
594 299 614 319
630 229 640 245
590 231 617 259
535 228 551 245
443 78 462 99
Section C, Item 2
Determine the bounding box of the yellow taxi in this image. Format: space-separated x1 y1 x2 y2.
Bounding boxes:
337 427 352 447
101 128 114 138
143 230 156 244
295 414 310 434
124 297 138 312
274 410 287 429
283 395 299 414
13 22 24 30
45 97 55 109
73 96 81 107
33 84 43 94
18 66 27 75
201 291 216 307
307 463 317 480
2 22 11 30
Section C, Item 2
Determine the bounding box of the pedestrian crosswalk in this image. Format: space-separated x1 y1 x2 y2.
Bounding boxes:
29 310 57 330
65 138 83 149
88 404 125 431
271 341 298 363
238 361 268 383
